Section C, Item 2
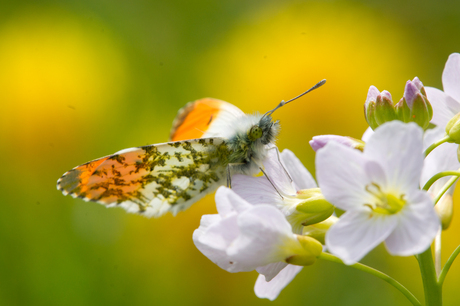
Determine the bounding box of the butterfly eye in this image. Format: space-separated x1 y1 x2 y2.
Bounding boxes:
248 125 263 141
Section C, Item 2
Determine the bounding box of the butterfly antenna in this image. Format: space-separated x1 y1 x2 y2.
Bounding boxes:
262 79 326 118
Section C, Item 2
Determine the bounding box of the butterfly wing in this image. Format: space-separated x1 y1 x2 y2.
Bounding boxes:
57 138 229 217
170 98 245 141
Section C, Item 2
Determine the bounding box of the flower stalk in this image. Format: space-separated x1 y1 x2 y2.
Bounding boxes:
424 135 451 157
433 175 460 205
422 170 460 191
417 248 442 306
438 245 460 286
319 252 421 306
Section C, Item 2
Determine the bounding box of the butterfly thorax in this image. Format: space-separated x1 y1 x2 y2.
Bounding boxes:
222 114 280 175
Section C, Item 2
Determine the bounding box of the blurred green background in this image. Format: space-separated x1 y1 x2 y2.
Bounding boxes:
1 0 460 305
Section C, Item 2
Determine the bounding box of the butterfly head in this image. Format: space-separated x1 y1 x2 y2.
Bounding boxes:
247 125 263 141
248 114 280 145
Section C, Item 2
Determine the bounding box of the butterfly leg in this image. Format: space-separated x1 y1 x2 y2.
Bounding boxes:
259 167 284 200
226 164 232 188
226 163 248 188
267 146 292 183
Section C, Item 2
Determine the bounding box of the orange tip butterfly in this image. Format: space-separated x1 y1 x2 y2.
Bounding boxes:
57 80 326 217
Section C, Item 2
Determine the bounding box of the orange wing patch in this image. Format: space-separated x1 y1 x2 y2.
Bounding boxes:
57 148 152 204
170 98 224 141
57 155 111 197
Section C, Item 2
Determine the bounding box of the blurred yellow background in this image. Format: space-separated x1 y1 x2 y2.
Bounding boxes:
1 1 459 305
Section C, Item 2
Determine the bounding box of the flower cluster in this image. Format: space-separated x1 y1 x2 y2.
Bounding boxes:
364 77 433 130
193 148 329 300
193 53 460 301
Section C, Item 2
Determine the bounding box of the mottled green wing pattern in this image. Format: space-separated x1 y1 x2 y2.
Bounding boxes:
57 138 229 217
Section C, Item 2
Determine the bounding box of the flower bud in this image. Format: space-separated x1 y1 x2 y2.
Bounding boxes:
364 86 396 130
285 235 323 266
435 194 453 230
302 216 338 244
395 77 433 129
446 112 460 143
295 188 334 226
310 135 365 152
375 91 397 124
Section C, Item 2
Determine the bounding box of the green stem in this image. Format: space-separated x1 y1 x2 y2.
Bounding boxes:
433 175 459 205
417 248 442 306
438 245 460 286
422 171 460 191
319 252 421 306
424 135 451 157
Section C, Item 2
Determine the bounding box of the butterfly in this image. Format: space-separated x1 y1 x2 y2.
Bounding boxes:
57 80 325 217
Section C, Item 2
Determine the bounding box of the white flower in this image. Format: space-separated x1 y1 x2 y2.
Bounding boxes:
193 187 322 300
316 121 440 264
364 124 458 230
425 53 460 128
193 186 321 266
231 148 320 234
213 150 327 300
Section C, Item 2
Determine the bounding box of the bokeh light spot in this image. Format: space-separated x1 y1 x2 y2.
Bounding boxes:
0 8 128 149
197 2 419 156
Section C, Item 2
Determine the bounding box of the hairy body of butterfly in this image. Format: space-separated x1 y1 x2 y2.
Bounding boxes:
57 99 280 217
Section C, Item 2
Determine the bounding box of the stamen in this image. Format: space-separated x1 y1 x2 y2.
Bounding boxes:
363 203 374 210
364 182 406 214
365 182 382 197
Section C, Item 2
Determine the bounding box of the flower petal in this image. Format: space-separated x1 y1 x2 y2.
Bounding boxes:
364 121 424 192
193 213 239 270
325 210 397 265
232 174 284 206
194 214 221 236
316 141 370 211
404 79 421 108
365 85 380 107
254 265 303 301
362 127 374 142
256 261 288 281
364 160 387 188
233 147 298 200
263 148 297 195
280 149 317 190
384 190 439 256
443 53 460 102
425 86 460 128
215 186 252 216
309 135 355 152
226 205 297 272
